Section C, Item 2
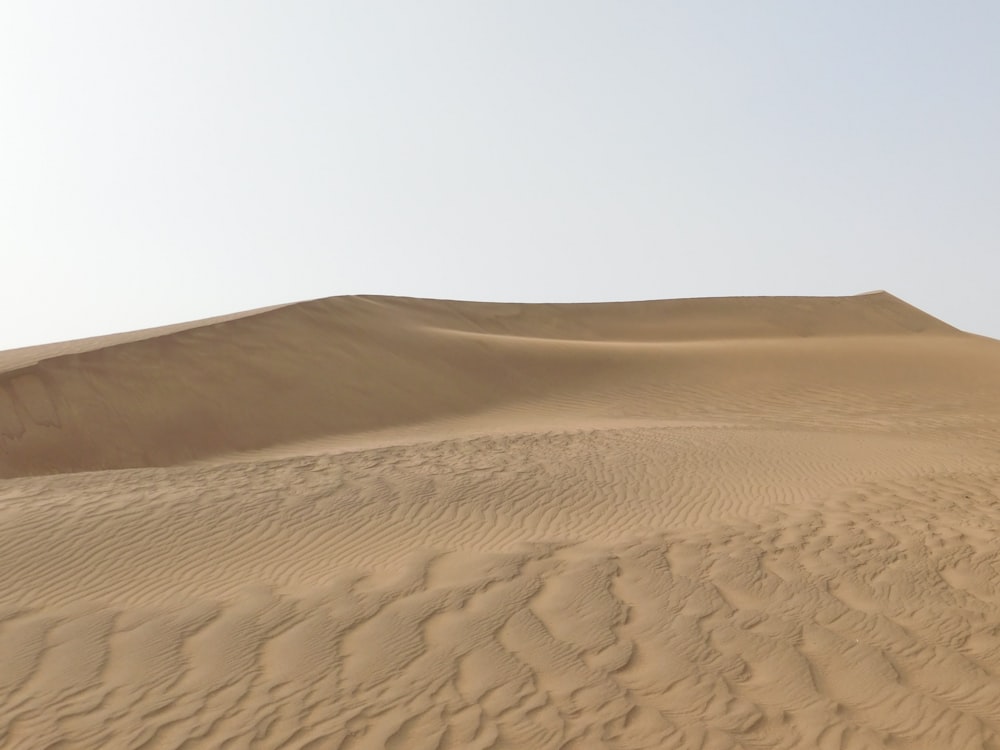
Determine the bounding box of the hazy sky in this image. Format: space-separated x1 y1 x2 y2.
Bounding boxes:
2 2 998 350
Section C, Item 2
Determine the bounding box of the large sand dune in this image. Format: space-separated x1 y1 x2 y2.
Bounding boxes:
3 292 1000 748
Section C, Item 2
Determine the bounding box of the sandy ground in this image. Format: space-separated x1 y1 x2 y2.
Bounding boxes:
3 292 1000 749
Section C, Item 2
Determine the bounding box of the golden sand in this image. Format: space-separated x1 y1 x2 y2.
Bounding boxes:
3 292 1000 748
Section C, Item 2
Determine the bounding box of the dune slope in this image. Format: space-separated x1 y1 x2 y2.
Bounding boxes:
3 292 1000 749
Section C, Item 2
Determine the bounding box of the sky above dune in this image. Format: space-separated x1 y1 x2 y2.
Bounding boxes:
2 2 998 350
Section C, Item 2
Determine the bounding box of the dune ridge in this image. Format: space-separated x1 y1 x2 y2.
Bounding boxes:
0 292 977 477
3 292 1000 748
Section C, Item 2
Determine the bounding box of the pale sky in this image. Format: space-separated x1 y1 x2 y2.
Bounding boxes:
2 2 998 350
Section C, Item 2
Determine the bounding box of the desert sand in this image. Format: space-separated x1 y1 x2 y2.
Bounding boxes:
3 291 1000 749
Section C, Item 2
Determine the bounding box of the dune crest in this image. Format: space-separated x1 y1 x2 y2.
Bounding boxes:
0 292 973 477
3 293 1000 748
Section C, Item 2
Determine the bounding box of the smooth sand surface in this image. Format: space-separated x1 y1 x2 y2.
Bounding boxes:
3 292 1000 748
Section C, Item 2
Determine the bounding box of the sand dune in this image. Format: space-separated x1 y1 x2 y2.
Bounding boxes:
3 292 1000 748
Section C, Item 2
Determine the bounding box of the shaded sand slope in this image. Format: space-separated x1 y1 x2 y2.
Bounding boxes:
0 291 990 476
3 293 1000 748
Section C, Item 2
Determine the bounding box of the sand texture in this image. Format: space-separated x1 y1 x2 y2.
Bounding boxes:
4 292 1000 749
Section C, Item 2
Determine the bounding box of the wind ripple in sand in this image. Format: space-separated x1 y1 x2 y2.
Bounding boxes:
0 432 999 748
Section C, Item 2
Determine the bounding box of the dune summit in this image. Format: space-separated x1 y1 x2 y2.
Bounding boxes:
3 292 1000 748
